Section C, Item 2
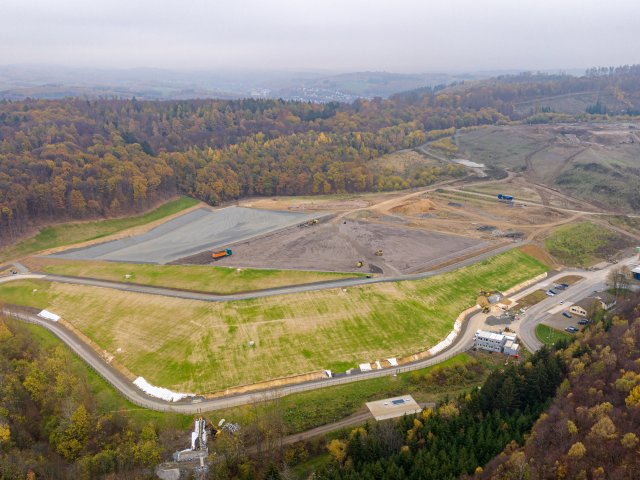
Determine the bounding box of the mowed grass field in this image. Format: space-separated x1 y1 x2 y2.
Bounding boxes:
31 258 360 294
0 196 199 262
0 249 547 393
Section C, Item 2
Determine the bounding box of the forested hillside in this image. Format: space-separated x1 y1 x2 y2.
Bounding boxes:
0 97 495 243
2 66 640 245
0 315 173 479
478 295 640 480
313 347 566 480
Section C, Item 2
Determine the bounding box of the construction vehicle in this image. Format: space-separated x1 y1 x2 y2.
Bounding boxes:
212 248 232 260
375 249 383 256
300 218 319 227
356 260 364 268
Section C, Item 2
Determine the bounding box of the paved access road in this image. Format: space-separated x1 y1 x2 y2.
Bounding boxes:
26 241 522 303
1 301 476 414
2 254 635 413
516 256 638 352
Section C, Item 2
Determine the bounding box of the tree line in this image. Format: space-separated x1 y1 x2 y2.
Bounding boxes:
2 65 640 244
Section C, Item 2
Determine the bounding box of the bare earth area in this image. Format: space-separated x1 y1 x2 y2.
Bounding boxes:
181 218 488 275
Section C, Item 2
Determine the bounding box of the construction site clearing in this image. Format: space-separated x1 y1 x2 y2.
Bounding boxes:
39 168 613 278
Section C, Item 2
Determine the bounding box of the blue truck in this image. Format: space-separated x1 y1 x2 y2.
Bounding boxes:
497 193 514 201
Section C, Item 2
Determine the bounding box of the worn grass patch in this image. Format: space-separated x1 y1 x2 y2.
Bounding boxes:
607 215 640 236
516 290 548 309
535 324 573 346
544 221 632 267
0 196 199 262
0 249 547 393
33 259 360 294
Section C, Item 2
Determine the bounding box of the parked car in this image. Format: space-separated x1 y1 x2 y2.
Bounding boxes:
562 312 573 318
565 326 578 333
578 319 589 325
549 289 557 295
561 283 569 288
546 290 556 296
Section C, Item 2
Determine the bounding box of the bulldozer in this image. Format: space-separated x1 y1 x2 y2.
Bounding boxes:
477 290 491 313
375 249 383 256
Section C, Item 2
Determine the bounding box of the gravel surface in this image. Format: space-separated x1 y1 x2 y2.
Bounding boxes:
193 219 488 275
48 206 317 264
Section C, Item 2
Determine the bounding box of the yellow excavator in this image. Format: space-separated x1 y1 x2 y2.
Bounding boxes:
375 249 383 256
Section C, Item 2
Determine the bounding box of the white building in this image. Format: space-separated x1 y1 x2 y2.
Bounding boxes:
503 340 520 356
474 329 520 356
474 330 506 352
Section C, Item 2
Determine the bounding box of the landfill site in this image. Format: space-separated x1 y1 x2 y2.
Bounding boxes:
43 181 575 275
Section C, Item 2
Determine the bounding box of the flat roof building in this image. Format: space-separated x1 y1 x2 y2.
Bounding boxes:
366 395 422 421
474 329 520 356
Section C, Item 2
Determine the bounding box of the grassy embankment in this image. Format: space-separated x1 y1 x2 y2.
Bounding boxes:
544 221 632 267
535 324 573 346
0 249 548 393
6 316 505 436
31 259 361 295
0 196 199 263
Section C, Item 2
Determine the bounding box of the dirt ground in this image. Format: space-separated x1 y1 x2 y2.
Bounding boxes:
181 217 488 275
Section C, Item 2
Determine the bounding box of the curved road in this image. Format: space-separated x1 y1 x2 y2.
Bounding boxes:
1 256 635 414
2 303 474 413
517 256 637 352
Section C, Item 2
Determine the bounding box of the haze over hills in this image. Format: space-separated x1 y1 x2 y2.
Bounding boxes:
0 65 532 102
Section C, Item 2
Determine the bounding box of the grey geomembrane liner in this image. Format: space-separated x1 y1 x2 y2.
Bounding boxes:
49 206 317 264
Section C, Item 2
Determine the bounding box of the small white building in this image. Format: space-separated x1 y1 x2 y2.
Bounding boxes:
474 330 506 353
474 329 520 356
503 340 520 356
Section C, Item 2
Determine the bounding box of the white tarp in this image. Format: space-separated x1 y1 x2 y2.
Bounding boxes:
38 310 60 322
359 363 372 372
387 358 398 367
428 319 462 356
133 377 194 402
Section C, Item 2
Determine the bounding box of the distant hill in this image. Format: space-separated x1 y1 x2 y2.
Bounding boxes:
0 65 491 102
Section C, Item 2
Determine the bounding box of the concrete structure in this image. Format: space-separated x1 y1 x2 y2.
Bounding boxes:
474 329 520 356
366 395 422 421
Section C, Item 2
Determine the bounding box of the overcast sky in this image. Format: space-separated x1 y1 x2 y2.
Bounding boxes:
1 0 639 73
